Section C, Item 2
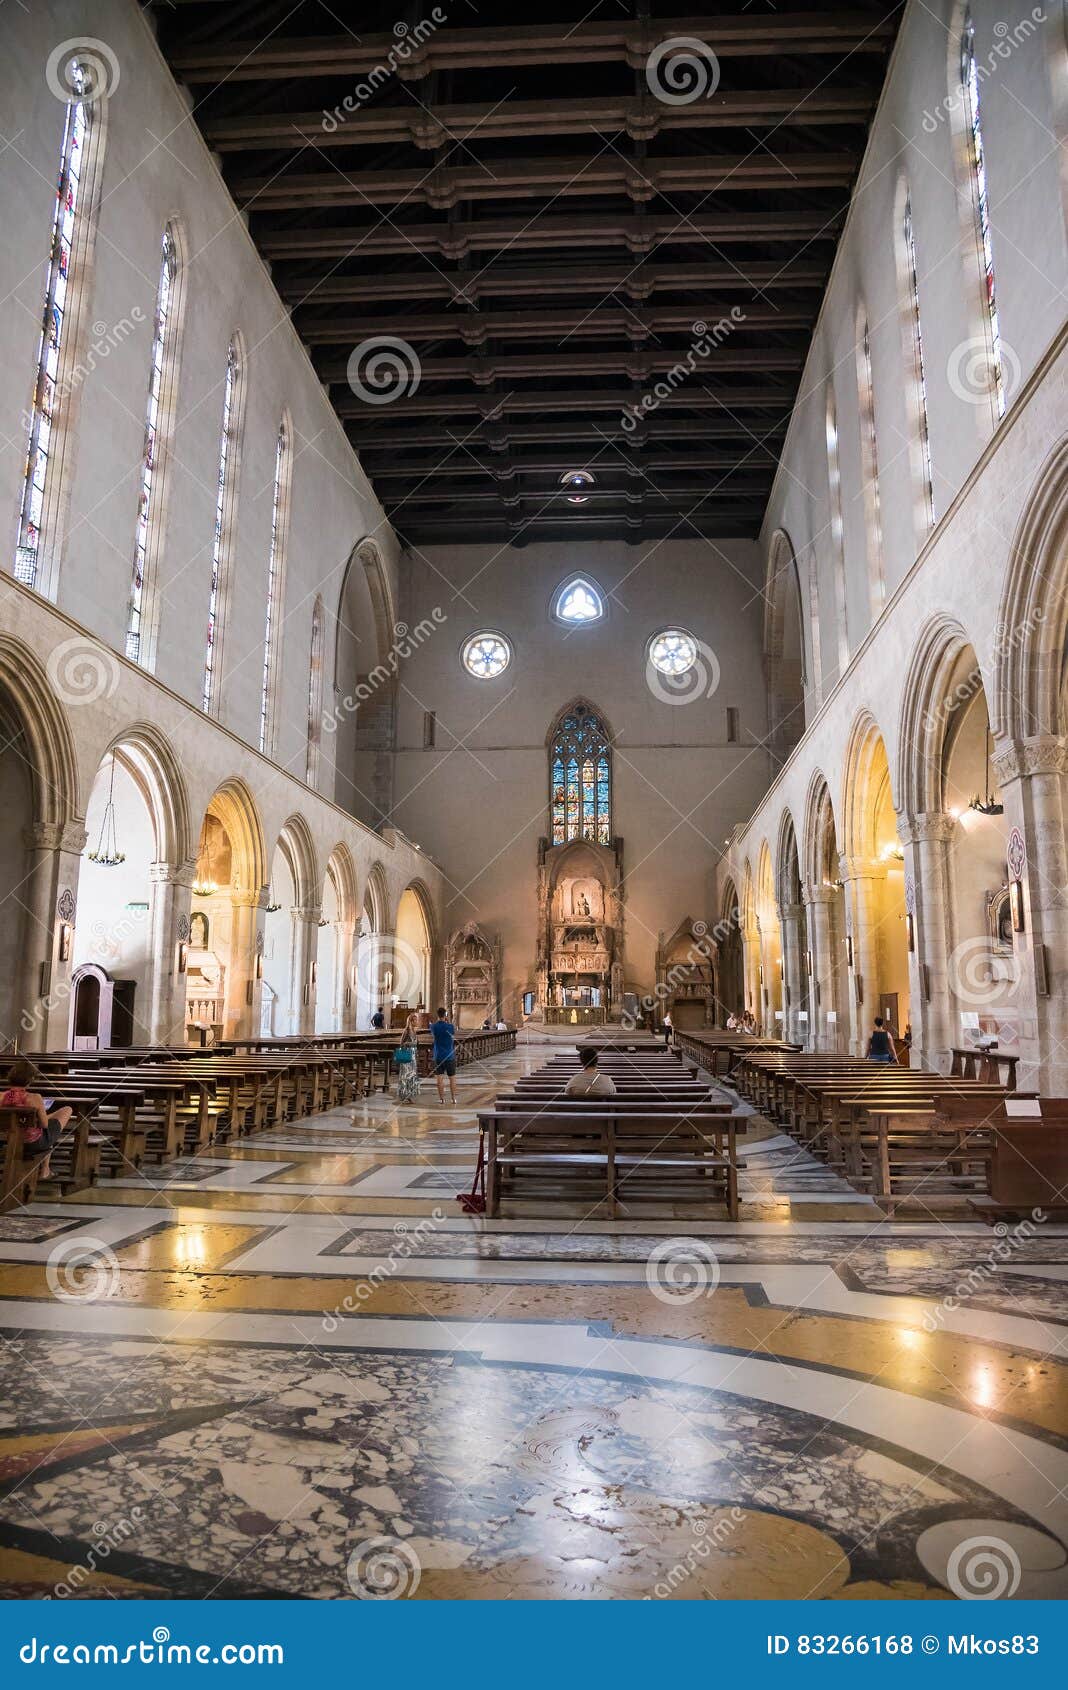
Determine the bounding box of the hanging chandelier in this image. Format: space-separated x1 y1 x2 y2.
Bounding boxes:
969 721 1004 816
191 819 219 897
87 756 125 866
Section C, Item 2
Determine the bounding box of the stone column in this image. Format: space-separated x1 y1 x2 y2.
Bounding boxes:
291 905 321 1037
992 734 1068 1093
227 889 267 1040
839 854 886 1055
779 901 806 1047
803 882 835 1051
335 918 356 1030
899 812 956 1073
17 822 87 1052
742 924 761 1023
149 859 196 1046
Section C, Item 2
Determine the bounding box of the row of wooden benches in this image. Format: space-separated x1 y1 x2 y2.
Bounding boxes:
0 1028 517 1212
680 1042 1066 1216
477 1046 745 1218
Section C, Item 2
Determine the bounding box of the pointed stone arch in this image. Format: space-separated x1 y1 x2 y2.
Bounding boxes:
993 434 1068 742
0 633 79 828
841 709 897 863
101 722 191 868
763 529 812 763
205 777 267 896
272 813 320 912
897 614 982 819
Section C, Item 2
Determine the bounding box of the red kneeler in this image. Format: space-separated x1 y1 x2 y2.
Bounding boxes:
456 1127 486 1214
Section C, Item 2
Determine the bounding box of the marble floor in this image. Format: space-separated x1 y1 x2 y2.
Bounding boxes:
1 1041 1066 1601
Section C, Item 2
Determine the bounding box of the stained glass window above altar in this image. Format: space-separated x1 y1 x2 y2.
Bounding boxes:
550 703 611 844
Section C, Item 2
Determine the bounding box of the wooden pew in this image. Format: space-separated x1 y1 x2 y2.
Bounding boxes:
480 1106 744 1219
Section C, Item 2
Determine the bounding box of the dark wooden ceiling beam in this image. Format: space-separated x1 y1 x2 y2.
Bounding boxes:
333 386 795 418
298 303 814 345
378 482 773 508
259 210 841 261
236 152 857 210
278 260 828 305
322 347 803 385
345 417 788 448
363 452 778 477
203 90 875 152
170 13 898 81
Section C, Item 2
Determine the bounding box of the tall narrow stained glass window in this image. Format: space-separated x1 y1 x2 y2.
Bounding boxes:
127 225 178 661
902 192 936 525
550 704 611 845
16 68 92 589
203 338 241 712
961 10 1005 418
259 420 291 755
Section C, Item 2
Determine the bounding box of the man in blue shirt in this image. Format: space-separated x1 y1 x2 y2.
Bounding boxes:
429 1006 457 1103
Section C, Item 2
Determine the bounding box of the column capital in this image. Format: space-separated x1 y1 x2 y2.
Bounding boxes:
993 734 1068 783
26 821 88 854
802 881 836 906
838 853 885 883
777 901 805 923
232 887 269 911
899 811 957 846
150 858 198 888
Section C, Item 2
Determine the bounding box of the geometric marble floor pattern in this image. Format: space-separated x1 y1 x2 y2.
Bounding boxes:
1 1044 1066 1601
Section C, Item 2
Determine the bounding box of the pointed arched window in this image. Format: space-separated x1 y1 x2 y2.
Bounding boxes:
16 61 102 596
855 314 884 616
960 7 1005 419
127 223 182 666
901 191 936 529
550 704 611 845
259 418 292 756
306 596 326 787
202 335 245 714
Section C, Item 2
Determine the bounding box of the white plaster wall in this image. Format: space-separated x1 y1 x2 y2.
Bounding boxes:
764 0 1068 700
391 540 771 1009
0 0 399 808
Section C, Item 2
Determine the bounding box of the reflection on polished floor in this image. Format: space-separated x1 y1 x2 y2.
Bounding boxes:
1 1044 1067 1601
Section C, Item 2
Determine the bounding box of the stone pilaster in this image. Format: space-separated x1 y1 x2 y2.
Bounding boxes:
838 854 886 1055
149 859 196 1045
898 811 957 1072
991 734 1068 1092
16 822 87 1052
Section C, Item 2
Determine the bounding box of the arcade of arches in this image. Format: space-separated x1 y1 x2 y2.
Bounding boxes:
3 0 1068 1611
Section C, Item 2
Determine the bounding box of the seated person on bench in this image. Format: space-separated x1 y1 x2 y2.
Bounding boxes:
564 1047 617 1098
0 1059 73 1179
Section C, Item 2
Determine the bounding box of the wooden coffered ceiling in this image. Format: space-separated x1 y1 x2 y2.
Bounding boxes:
145 1 902 546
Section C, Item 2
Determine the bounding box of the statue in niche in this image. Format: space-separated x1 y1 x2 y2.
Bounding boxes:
567 879 602 921
190 911 210 949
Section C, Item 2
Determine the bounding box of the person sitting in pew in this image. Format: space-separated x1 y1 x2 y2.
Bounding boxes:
564 1047 617 1098
866 1016 899 1065
0 1059 73 1179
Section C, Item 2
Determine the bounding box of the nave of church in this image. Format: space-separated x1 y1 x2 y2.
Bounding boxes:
1 0 1068 1612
